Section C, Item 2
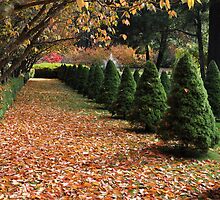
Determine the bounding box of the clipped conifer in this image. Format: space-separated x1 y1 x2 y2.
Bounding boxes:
112 67 136 118
159 53 219 153
78 67 89 94
133 69 140 84
160 71 171 95
129 61 167 132
96 60 120 108
85 65 96 98
205 60 220 119
92 65 104 100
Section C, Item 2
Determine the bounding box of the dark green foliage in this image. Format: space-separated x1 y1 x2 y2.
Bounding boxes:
77 66 89 94
96 60 120 108
34 68 58 78
85 65 96 98
160 71 171 95
159 53 219 153
112 67 136 118
75 64 84 91
68 65 77 89
129 61 167 132
205 60 220 119
91 65 105 100
133 69 140 84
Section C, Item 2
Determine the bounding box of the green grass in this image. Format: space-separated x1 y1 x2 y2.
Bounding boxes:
33 63 72 69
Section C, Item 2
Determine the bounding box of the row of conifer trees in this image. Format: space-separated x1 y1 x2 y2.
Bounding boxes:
57 52 220 153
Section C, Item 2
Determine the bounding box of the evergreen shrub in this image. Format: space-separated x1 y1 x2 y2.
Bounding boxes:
205 60 220 119
129 61 167 132
159 53 219 153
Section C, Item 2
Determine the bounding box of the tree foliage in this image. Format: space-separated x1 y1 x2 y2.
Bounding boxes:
160 71 171 95
97 60 120 109
129 61 167 132
205 60 220 119
159 53 219 153
112 67 136 118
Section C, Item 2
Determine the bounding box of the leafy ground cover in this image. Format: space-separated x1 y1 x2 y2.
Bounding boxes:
0 79 219 199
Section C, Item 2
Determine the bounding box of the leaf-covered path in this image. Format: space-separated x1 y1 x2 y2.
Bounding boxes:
0 79 219 199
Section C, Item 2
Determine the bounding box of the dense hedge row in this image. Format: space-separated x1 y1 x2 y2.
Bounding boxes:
57 55 220 153
0 76 28 118
34 68 58 78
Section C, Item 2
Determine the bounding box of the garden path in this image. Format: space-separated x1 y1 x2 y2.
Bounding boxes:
0 78 219 199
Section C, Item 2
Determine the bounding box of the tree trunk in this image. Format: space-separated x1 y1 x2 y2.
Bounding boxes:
145 44 150 61
196 9 206 80
208 0 220 69
156 27 169 69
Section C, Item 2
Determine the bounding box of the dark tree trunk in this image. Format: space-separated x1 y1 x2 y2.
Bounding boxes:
196 9 206 80
145 44 150 61
208 0 220 69
156 27 169 69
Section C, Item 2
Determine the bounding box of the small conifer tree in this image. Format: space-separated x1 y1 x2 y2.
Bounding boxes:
92 65 104 101
129 61 167 132
86 65 96 98
159 53 219 153
78 67 89 94
96 60 120 109
205 60 220 119
160 71 171 95
112 67 136 118
133 69 140 84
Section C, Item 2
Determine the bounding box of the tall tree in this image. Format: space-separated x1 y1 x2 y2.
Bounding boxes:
208 0 220 70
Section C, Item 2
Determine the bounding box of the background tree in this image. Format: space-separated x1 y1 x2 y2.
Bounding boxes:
205 60 220 119
159 53 219 153
129 61 167 132
208 0 220 70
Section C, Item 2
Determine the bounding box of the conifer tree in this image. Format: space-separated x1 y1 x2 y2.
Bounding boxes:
92 65 104 100
159 53 219 153
133 69 140 84
205 60 220 119
112 67 136 118
76 64 84 91
160 71 171 95
97 60 120 109
85 65 95 97
129 61 167 132
78 67 89 94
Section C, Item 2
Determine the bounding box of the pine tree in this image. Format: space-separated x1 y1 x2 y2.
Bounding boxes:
85 65 95 97
205 60 220 119
133 69 140 84
96 60 120 109
129 61 167 132
160 71 171 95
112 67 136 118
92 65 104 101
78 67 89 94
159 53 219 153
